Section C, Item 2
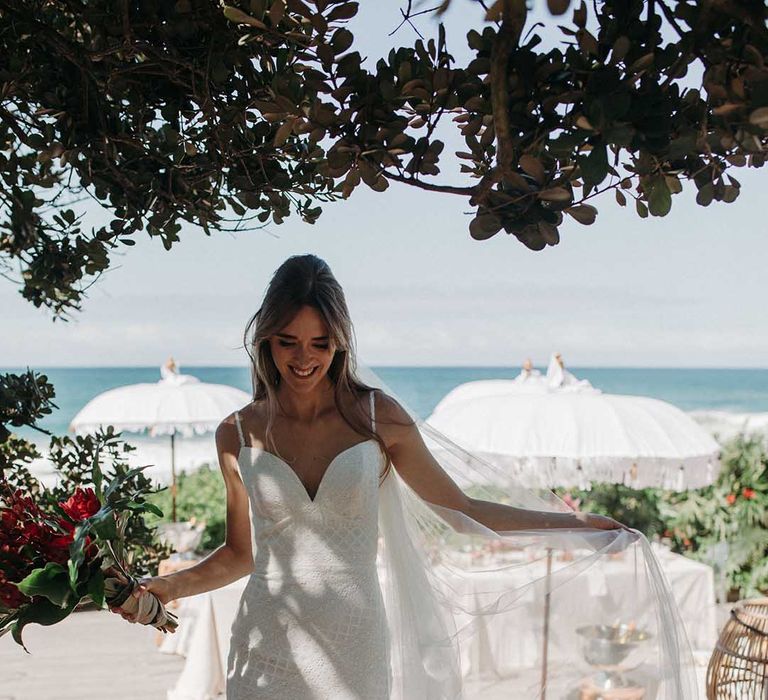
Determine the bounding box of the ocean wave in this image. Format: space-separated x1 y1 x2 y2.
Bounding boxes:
689 410 768 441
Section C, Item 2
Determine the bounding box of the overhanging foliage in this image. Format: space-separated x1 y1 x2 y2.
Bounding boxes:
0 0 766 317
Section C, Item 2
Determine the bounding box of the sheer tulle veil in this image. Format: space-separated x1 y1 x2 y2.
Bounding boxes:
355 362 699 699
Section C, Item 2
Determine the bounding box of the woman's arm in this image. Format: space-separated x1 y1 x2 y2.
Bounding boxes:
163 417 255 599
375 391 627 533
112 416 254 620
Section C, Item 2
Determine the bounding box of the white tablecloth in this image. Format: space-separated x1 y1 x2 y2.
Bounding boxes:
160 544 717 700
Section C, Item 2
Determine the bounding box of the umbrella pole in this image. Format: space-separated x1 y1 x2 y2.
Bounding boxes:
170 430 177 522
540 547 553 700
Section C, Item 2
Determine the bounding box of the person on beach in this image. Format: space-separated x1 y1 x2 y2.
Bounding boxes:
109 254 696 699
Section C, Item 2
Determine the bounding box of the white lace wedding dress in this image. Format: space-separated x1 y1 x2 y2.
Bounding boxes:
226 391 391 699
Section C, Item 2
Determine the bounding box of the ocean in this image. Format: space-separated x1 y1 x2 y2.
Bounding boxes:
4 365 768 485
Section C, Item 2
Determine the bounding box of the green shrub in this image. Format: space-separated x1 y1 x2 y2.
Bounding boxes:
145 463 226 554
557 434 768 600
663 433 768 599
554 483 667 538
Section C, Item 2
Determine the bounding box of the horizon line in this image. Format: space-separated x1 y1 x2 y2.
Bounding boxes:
3 364 768 371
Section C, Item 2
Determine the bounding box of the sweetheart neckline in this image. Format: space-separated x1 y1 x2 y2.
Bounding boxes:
237 438 377 504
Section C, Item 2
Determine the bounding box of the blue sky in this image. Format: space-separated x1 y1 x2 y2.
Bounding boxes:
3 3 765 368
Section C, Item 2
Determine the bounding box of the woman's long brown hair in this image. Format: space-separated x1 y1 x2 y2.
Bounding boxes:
242 254 408 482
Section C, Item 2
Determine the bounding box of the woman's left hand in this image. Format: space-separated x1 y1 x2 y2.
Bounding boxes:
573 512 632 531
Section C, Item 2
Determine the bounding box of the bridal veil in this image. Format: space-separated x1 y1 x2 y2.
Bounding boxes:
356 362 699 699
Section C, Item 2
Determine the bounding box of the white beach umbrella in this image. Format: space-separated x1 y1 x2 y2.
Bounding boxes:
68 360 251 520
425 363 721 691
426 378 721 491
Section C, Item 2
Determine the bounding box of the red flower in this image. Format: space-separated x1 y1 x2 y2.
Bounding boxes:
0 578 28 609
726 493 737 505
742 488 756 500
683 537 691 547
59 487 100 526
1 486 101 574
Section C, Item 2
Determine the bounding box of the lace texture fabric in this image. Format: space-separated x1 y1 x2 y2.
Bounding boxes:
226 391 391 699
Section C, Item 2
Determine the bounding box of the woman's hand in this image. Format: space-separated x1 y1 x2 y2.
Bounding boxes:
108 575 177 623
573 511 631 531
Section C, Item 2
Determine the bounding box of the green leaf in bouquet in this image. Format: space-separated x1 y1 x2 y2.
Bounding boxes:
67 520 97 589
0 609 21 638
16 562 74 607
85 567 105 608
120 499 166 518
89 506 118 539
11 595 79 653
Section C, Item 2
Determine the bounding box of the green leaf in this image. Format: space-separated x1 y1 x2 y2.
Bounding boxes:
273 119 295 147
469 212 502 240
222 6 267 28
331 28 354 55
86 568 105 608
90 507 118 539
578 143 608 187
16 563 73 607
11 596 79 653
696 182 714 207
519 155 545 184
723 185 739 203
647 177 671 217
327 3 359 21
537 187 572 203
142 502 165 518
565 204 597 225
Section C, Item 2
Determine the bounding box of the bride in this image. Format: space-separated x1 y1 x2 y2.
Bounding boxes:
111 254 698 699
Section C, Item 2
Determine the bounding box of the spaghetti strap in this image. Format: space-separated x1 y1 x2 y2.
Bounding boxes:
234 410 245 448
369 390 376 432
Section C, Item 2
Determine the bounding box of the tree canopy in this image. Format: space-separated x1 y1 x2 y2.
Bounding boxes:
0 0 766 318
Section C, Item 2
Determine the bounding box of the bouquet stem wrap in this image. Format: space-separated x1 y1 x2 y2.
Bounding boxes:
103 566 178 633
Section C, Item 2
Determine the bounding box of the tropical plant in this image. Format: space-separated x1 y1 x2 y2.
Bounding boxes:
0 0 765 317
0 370 174 595
662 432 768 599
145 462 227 553
555 483 667 537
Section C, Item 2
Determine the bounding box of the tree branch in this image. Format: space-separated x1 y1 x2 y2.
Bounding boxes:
384 170 476 195
490 0 527 176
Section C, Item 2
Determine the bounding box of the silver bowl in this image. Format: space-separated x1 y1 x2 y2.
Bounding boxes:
576 624 651 666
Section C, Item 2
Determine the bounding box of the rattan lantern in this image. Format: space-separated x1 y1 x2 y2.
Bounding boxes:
707 598 768 699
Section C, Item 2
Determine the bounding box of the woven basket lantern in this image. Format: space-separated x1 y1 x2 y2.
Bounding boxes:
707 597 768 699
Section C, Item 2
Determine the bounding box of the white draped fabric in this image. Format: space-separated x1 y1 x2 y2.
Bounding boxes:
160 544 715 699
357 363 701 698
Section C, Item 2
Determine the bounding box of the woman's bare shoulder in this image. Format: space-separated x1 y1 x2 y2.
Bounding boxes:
216 400 267 445
369 388 415 430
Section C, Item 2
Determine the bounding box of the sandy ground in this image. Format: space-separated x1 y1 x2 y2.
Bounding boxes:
0 607 184 700
1 604 727 699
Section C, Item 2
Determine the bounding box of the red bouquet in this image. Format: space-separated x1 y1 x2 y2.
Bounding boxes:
1 468 178 652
